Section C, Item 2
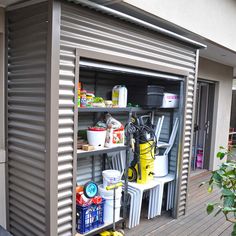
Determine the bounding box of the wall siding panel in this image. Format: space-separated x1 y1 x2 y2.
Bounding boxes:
7 3 48 236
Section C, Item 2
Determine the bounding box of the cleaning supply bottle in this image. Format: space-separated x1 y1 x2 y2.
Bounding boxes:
112 85 127 108
80 90 87 108
78 82 81 107
196 147 203 168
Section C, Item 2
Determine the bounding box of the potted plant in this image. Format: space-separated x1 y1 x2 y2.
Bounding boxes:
203 146 236 235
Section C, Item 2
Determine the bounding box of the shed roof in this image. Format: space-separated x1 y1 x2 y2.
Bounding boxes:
67 0 206 49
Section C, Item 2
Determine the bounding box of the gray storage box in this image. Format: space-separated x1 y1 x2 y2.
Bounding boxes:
128 85 164 108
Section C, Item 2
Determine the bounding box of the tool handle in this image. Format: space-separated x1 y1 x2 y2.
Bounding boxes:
106 182 123 190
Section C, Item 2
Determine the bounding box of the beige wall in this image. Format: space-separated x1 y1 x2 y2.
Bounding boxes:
198 57 233 170
123 0 236 52
0 7 6 229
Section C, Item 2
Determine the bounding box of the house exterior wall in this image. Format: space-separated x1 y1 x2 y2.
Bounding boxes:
123 0 236 52
230 90 236 129
0 6 6 229
198 57 233 170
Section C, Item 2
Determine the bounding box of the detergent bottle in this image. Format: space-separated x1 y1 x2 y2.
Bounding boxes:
112 85 127 108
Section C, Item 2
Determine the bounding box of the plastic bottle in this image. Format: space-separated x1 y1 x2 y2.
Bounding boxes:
78 82 81 107
80 90 87 108
196 148 203 168
112 85 127 108
86 92 95 107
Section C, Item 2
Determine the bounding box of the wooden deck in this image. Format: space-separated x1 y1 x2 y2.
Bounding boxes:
125 171 233 236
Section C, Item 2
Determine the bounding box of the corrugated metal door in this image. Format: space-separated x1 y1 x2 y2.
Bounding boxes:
59 3 198 233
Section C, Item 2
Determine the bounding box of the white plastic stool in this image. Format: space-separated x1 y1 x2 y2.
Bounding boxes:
149 184 159 218
111 153 161 228
131 181 160 222
123 185 140 228
154 173 175 215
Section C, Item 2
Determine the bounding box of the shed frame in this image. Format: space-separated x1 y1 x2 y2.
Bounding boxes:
5 0 202 235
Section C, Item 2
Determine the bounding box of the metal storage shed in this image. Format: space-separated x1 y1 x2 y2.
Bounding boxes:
5 0 205 235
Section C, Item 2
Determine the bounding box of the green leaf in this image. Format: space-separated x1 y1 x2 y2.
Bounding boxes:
223 196 234 208
212 172 222 182
208 185 213 193
206 146 236 229
218 169 225 175
225 170 235 176
207 204 215 214
231 223 236 236
222 188 234 196
217 152 226 160
217 152 223 158
209 178 213 185
222 207 236 212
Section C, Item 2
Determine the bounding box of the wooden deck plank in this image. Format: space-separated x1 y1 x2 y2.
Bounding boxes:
152 188 218 234
125 171 233 236
153 193 220 235
179 210 225 236
219 224 234 236
208 220 232 236
201 215 230 236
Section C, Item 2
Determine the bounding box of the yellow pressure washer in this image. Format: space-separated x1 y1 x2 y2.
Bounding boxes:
127 114 157 184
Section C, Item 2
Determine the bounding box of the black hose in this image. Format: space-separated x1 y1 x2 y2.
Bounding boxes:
125 122 157 159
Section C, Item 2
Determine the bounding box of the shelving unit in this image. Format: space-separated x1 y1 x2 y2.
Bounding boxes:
75 62 182 234
76 106 132 235
76 105 178 234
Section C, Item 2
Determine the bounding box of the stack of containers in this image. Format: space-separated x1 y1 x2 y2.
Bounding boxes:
98 170 122 223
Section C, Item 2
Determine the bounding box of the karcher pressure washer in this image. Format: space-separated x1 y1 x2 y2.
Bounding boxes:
127 114 157 184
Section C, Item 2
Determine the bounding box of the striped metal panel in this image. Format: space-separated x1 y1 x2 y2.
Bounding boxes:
61 2 197 219
7 3 48 236
77 156 103 186
57 33 77 236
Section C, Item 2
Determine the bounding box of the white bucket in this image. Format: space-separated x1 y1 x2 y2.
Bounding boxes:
98 185 122 223
102 170 122 188
87 130 106 147
154 154 168 177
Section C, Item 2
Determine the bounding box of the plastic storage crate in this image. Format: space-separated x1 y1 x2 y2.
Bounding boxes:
76 199 105 234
